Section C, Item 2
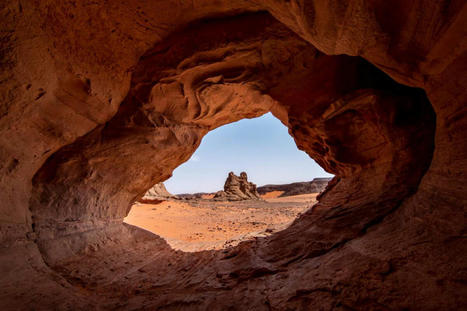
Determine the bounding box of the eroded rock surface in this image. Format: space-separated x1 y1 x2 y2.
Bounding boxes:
139 183 174 203
0 1 466 310
214 171 262 201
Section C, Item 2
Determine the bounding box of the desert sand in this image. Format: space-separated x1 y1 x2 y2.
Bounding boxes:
124 193 318 252
260 190 284 198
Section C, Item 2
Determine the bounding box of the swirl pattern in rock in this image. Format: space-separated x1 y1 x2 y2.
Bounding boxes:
0 1 466 310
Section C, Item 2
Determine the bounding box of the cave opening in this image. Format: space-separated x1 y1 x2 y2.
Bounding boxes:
2 2 465 309
26 16 436 275
124 112 333 252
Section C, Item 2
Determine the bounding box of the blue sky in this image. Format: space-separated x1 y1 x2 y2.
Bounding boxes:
165 113 332 194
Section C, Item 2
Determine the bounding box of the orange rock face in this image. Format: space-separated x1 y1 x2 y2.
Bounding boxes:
0 1 465 310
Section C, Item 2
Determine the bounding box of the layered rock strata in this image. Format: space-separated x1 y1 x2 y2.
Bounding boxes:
0 1 465 310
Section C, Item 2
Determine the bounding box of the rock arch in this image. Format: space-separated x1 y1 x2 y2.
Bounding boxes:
1 1 465 310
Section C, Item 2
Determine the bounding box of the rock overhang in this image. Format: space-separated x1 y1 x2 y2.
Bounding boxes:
0 2 465 310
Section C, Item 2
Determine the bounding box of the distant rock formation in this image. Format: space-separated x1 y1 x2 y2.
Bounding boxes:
257 177 332 197
139 183 173 203
176 192 209 200
214 172 261 201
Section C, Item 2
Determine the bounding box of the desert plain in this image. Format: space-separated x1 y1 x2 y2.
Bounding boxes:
125 193 318 252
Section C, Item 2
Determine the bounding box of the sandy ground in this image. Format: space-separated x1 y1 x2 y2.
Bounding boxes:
260 190 284 198
124 193 318 252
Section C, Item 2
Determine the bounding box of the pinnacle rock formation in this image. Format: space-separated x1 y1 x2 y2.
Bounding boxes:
214 172 262 201
0 1 466 310
139 183 173 203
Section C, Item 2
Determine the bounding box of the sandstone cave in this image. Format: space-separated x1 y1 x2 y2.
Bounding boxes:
124 113 334 252
1 1 466 310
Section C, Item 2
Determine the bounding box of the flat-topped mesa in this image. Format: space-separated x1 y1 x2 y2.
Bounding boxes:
214 171 261 201
257 177 333 197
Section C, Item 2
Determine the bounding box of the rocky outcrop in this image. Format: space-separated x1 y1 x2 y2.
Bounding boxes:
0 1 466 310
258 177 332 197
139 183 173 203
214 172 261 201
